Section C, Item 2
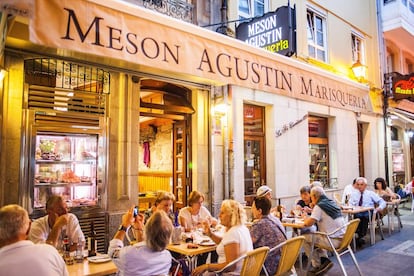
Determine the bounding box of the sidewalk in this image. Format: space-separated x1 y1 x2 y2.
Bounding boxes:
321 205 414 276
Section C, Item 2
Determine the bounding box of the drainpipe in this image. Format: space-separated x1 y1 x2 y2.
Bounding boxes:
376 0 390 184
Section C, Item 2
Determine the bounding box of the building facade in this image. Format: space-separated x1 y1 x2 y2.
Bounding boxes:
0 0 386 248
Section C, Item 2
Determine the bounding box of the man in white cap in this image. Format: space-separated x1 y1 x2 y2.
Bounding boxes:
256 185 272 198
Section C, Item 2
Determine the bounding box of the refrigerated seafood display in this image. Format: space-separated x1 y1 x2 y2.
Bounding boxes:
33 133 99 209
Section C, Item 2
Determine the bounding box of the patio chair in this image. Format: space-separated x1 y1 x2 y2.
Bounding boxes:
212 246 269 276
263 236 305 276
412 187 414 212
308 218 362 276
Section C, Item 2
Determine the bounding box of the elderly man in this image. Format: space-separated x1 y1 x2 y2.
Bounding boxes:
349 176 386 246
29 195 84 251
0 204 68 276
303 186 346 275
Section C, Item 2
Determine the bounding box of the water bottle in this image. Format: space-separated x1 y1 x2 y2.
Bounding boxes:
172 211 182 245
75 237 84 263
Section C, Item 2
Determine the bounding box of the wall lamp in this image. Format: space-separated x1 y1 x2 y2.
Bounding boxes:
351 60 367 81
407 129 414 138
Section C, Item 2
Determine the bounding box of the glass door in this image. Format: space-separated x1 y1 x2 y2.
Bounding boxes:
173 120 190 209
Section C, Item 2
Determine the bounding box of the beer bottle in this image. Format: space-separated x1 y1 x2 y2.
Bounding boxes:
87 221 97 257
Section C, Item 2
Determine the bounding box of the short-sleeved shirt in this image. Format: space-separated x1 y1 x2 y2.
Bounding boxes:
216 225 253 274
250 215 287 275
108 239 172 276
178 206 212 229
29 213 85 245
311 205 346 238
0 240 68 276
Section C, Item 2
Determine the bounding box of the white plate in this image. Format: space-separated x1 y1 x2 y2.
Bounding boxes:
199 241 215 246
87 255 111 263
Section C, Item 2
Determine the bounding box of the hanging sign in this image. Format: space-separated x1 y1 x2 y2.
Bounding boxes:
236 6 296 56
393 73 414 100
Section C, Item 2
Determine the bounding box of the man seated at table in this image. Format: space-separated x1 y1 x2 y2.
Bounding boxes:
349 177 386 247
0 204 68 276
29 195 84 251
108 207 173 276
302 186 346 275
250 196 287 276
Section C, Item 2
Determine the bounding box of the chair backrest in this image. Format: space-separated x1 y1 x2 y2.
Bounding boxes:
239 246 269 276
336 218 360 252
333 192 342 204
273 236 305 276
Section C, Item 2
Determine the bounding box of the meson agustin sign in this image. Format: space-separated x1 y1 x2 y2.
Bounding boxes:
236 6 296 56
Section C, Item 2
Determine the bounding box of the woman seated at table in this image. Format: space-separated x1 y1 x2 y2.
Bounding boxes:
374 177 397 201
144 190 175 223
374 177 397 217
108 207 173 276
179 190 217 232
192 200 253 276
250 196 287 276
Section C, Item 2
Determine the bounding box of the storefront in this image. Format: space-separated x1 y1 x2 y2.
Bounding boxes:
1 0 385 248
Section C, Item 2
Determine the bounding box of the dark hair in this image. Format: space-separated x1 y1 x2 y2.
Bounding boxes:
299 185 311 194
374 177 387 190
253 196 271 215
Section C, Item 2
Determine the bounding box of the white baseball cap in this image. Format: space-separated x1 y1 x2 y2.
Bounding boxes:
256 186 272 197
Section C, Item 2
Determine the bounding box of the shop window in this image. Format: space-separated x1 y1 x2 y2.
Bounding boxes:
309 116 329 187
244 104 266 202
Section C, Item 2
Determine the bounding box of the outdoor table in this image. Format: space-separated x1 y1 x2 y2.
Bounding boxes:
167 241 216 272
341 206 377 246
66 258 117 276
282 218 306 271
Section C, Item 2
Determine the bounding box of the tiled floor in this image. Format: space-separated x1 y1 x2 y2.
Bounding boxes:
297 204 414 276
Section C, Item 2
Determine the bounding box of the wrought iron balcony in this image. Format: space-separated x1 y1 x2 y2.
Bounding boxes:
126 0 193 23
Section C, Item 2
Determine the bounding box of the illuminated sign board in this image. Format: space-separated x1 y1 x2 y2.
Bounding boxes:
393 73 414 100
236 6 296 56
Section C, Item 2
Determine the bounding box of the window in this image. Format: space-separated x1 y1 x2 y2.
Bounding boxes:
351 33 365 63
308 116 329 188
307 9 327 62
239 0 268 20
243 104 266 200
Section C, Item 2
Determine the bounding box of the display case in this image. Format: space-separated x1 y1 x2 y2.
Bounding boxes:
33 133 99 210
309 144 329 187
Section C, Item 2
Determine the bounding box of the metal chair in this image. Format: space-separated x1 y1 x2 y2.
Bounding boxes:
411 187 414 212
212 246 269 276
263 236 305 276
308 219 362 276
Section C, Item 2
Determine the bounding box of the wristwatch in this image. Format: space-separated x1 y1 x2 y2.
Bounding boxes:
118 225 129 232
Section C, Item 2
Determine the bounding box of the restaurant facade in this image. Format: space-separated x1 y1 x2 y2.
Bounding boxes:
1 0 385 251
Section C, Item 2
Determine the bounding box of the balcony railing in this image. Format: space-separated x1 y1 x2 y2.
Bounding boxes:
125 0 193 23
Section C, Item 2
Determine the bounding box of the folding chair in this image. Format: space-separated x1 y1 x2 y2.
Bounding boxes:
308 219 362 276
212 246 269 276
263 236 305 276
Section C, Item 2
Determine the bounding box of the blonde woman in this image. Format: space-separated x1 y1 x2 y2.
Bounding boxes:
179 191 217 232
192 200 253 276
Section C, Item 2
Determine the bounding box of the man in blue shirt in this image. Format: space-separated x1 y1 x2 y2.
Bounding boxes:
349 177 386 246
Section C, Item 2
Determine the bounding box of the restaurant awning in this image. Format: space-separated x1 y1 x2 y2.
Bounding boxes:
4 0 374 114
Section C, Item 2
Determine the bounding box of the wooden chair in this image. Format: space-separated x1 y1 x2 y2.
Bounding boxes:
263 236 305 276
308 219 362 276
212 246 269 276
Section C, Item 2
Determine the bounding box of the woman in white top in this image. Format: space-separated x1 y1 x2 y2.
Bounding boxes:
192 200 253 276
179 191 217 232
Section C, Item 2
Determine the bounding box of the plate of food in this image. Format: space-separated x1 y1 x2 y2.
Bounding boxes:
199 240 215 246
87 255 112 263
